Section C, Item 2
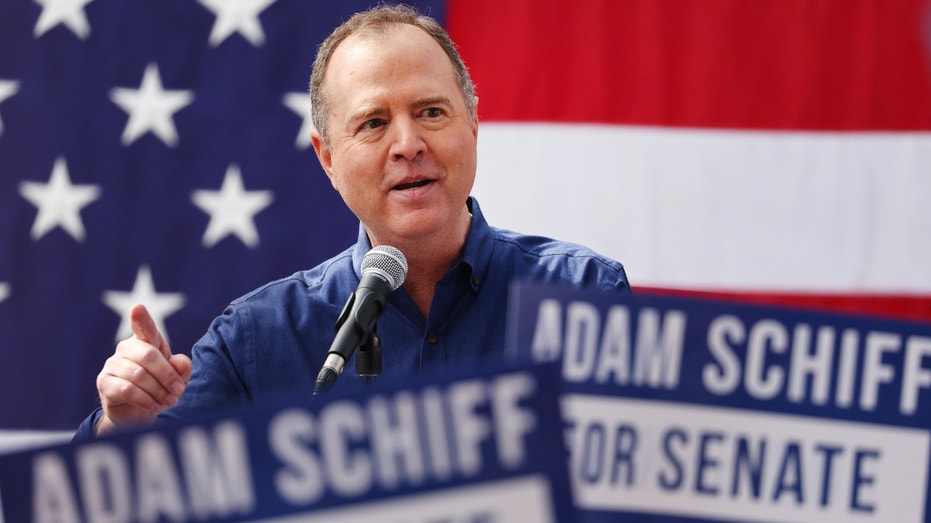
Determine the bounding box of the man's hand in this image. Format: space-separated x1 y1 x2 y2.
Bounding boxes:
95 304 192 436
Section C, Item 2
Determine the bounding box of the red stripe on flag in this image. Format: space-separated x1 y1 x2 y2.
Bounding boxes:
636 287 931 324
447 0 931 130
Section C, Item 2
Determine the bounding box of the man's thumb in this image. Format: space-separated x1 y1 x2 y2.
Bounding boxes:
169 354 193 384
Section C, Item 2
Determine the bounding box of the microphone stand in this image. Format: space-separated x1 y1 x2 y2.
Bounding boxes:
355 328 382 387
314 245 405 396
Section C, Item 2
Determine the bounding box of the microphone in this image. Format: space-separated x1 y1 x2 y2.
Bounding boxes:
314 245 408 395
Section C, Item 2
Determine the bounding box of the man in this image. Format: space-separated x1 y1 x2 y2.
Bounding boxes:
76 4 630 439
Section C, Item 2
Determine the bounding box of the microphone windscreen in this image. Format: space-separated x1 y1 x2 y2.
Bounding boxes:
361 246 408 290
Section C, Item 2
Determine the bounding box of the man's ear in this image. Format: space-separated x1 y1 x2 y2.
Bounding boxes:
311 130 335 183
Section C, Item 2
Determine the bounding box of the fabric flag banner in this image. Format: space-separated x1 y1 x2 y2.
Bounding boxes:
448 0 931 322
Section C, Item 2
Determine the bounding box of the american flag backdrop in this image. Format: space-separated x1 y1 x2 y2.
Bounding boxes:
2 0 931 441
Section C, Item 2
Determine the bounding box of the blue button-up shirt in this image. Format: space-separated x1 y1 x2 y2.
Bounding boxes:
75 197 629 438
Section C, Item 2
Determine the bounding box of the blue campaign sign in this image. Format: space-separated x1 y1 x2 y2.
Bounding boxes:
0 364 574 523
506 282 931 523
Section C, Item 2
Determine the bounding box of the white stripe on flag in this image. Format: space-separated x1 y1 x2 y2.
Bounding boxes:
474 124 931 293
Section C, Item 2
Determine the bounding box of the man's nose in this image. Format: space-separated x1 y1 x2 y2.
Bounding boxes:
388 117 426 160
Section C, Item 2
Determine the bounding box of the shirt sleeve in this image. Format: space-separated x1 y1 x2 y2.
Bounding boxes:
71 407 103 442
156 305 254 426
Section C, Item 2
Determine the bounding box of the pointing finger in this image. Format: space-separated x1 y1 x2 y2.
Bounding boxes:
130 303 172 359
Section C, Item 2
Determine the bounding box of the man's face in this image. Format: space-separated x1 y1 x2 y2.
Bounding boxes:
311 24 477 249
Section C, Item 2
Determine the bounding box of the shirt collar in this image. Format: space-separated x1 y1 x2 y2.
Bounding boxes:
350 196 494 292
460 196 494 292
351 222 373 281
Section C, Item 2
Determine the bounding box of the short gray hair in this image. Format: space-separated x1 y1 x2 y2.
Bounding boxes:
309 4 477 145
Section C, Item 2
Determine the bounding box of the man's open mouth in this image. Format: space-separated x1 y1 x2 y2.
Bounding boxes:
393 179 433 190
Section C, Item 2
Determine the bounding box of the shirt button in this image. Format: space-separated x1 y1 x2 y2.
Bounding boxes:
472 276 481 286
427 332 438 344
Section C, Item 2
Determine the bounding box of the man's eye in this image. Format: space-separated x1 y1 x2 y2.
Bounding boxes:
423 108 443 118
363 119 384 130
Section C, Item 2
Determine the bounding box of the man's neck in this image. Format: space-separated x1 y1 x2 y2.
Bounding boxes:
385 209 472 317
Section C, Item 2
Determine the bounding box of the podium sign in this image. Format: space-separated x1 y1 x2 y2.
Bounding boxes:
507 282 931 522
0 365 574 522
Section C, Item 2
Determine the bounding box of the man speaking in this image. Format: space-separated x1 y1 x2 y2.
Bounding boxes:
76 4 630 439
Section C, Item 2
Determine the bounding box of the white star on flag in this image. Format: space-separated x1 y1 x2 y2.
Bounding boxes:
109 63 194 147
198 0 277 47
18 157 101 241
33 0 95 39
192 164 274 248
282 92 314 149
0 80 19 136
102 265 186 342
0 283 9 305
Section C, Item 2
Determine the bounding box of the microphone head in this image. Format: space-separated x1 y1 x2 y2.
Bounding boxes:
361 245 408 291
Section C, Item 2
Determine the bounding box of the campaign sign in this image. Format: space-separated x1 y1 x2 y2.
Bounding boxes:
0 364 574 523
506 282 931 523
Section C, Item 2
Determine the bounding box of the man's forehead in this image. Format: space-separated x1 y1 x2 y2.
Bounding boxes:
330 23 442 68
323 24 456 95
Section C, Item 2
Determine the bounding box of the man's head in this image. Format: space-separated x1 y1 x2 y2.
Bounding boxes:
310 4 477 146
308 4 478 252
